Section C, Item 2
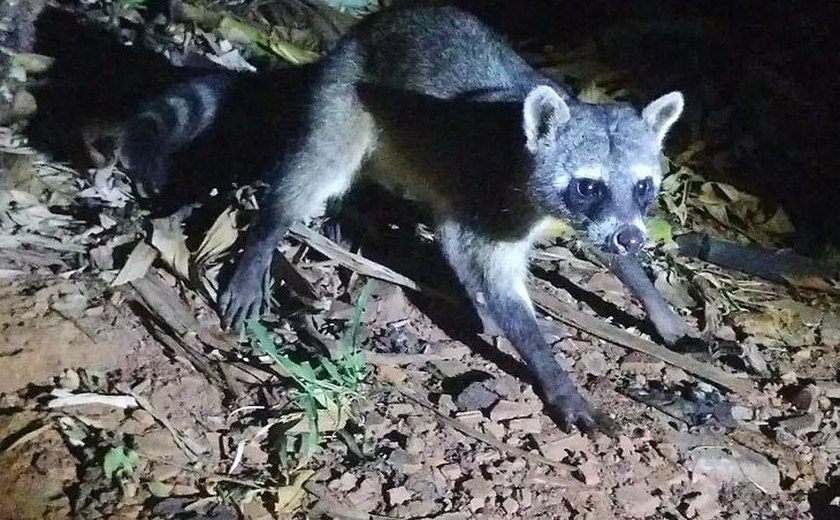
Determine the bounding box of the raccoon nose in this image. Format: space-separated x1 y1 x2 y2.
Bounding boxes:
611 226 644 254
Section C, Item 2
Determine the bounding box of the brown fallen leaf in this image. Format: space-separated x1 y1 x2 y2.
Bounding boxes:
152 216 190 279
195 207 240 266
112 241 157 286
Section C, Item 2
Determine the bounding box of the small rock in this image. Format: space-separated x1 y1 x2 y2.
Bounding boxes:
455 410 483 428
681 486 721 520
615 484 661 518
241 499 273 520
406 436 425 455
539 433 590 461
686 445 781 494
456 381 499 411
621 352 666 374
502 497 520 515
378 364 408 384
335 472 357 492
474 450 498 465
490 399 537 422
468 497 485 512
346 477 380 513
821 382 840 399
387 486 412 507
432 360 471 378
438 394 457 414
398 499 436 517
662 366 690 384
463 477 493 498
574 460 600 486
731 406 754 422
715 325 737 342
389 450 422 474
438 463 462 481
778 413 819 437
390 403 416 417
483 420 506 439
579 351 609 377
517 488 532 509
819 312 840 345
58 369 80 390
508 417 542 434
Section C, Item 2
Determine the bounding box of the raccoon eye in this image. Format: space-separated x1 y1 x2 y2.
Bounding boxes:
575 179 602 199
635 178 653 197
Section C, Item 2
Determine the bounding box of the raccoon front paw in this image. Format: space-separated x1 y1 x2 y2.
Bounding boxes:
652 312 693 347
546 390 618 436
218 256 271 333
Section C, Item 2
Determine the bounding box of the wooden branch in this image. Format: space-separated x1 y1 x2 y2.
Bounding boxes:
291 225 752 395
528 283 752 396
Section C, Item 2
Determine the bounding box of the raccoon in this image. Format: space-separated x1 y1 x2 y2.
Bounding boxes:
61 6 687 431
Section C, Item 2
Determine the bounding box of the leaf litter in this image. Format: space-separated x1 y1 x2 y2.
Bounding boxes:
0 0 838 519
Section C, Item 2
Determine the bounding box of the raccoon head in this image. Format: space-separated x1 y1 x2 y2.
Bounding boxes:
522 85 684 255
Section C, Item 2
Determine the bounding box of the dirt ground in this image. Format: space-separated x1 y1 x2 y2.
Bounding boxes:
1 1 840 519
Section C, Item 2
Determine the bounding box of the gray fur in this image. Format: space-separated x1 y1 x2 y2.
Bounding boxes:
119 74 232 194
125 6 686 431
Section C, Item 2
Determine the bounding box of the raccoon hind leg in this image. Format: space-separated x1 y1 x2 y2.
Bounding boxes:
119 74 231 196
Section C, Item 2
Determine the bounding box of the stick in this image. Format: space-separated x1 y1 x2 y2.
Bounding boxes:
292 226 752 395
528 283 752 395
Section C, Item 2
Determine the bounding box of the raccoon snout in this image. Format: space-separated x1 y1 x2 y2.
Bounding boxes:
609 225 644 255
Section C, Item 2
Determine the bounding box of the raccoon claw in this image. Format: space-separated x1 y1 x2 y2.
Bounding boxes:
547 392 618 436
218 258 271 333
651 312 701 350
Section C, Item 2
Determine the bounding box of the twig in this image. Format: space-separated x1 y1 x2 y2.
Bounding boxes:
0 420 51 453
123 388 209 462
528 283 752 395
292 226 751 394
290 223 420 291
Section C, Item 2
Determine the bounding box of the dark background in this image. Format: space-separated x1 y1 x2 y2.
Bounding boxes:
451 0 840 255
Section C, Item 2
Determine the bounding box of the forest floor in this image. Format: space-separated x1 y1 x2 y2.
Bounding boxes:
1 1 839 519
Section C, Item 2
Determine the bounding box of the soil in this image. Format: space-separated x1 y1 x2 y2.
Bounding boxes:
1 1 839 519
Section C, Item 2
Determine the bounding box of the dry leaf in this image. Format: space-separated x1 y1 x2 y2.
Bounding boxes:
152 217 190 279
654 270 696 309
112 241 158 286
687 445 781 494
284 409 347 434
275 469 315 513
195 207 239 265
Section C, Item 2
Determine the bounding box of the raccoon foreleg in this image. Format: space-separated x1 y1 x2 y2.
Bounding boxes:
218 85 376 331
438 221 612 432
218 200 292 330
608 253 690 346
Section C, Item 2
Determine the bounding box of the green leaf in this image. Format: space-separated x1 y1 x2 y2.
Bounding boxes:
297 395 320 468
647 216 674 243
278 434 290 469
297 361 318 382
335 428 366 460
103 446 139 481
320 356 343 383
146 480 173 497
341 280 373 356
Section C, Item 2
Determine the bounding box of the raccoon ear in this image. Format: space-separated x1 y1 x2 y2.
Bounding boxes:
642 91 684 145
523 85 570 152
